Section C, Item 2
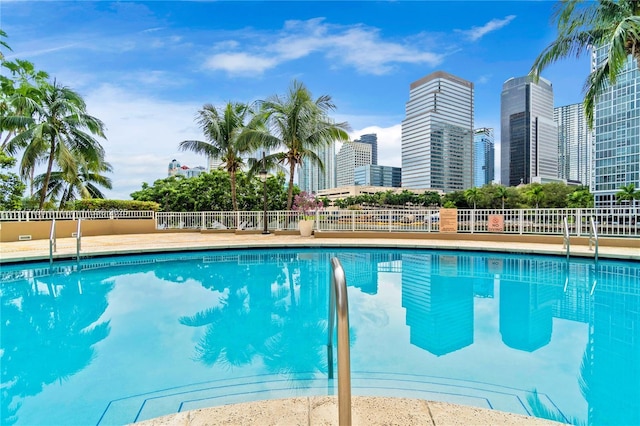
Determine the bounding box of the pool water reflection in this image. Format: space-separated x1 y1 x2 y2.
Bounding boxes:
1 248 638 425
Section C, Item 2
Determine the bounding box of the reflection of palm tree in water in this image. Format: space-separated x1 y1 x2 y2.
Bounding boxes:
262 261 328 387
180 257 331 388
179 261 284 367
1 275 112 425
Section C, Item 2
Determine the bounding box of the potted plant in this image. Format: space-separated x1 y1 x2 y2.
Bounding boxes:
292 191 322 237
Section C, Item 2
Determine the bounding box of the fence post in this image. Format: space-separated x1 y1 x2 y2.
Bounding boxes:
388 209 392 232
471 210 475 234
519 209 524 235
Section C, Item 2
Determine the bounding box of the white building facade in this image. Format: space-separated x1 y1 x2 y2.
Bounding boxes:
336 141 372 187
554 103 592 186
401 71 474 192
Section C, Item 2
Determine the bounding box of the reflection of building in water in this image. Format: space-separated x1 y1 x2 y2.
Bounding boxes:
499 258 561 352
295 252 331 319
401 253 474 356
338 253 379 295
586 265 640 425
338 252 402 295
471 257 495 298
553 263 593 323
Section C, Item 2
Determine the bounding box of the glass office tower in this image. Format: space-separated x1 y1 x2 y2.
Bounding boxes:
500 76 558 186
401 71 474 192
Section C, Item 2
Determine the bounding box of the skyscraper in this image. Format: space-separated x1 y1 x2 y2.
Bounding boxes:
555 103 592 186
298 142 336 193
401 71 474 192
354 164 401 187
500 76 558 186
473 128 495 187
355 133 378 165
336 141 372 187
592 46 640 207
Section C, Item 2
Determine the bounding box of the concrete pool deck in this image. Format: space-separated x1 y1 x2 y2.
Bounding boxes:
1 231 638 263
1 232 636 425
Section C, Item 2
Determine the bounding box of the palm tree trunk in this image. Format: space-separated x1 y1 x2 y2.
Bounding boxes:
230 171 238 212
287 161 296 210
39 141 56 209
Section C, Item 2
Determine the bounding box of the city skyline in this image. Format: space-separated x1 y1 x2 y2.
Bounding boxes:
2 1 589 199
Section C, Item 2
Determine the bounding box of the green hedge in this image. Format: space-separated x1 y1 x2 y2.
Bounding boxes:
67 199 160 211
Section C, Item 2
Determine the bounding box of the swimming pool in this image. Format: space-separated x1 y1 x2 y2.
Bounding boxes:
1 247 638 425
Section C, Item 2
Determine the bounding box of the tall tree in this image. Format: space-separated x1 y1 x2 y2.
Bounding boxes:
179 102 259 212
4 81 106 208
464 187 482 209
33 155 113 209
525 184 545 209
495 185 509 209
0 150 25 210
530 0 640 127
616 183 640 204
249 81 350 209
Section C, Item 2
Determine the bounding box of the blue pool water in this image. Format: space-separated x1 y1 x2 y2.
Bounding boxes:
1 248 639 425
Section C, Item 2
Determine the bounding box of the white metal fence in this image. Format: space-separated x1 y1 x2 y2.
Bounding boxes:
154 208 639 237
2 208 638 237
0 210 154 221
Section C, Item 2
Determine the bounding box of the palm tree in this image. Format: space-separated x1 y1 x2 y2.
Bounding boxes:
530 0 640 127
1 60 50 154
4 81 106 208
616 183 640 204
179 102 259 212
525 184 545 209
495 185 508 209
33 155 112 209
0 29 10 59
250 81 350 209
464 187 481 209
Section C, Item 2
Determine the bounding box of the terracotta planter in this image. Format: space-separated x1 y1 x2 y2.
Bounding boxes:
298 219 314 237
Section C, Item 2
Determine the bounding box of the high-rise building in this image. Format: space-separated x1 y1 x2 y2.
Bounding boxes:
207 156 224 171
355 133 378 165
592 47 640 207
168 159 204 178
401 71 474 192
473 128 495 187
354 164 401 187
555 103 592 186
500 76 558 186
298 142 336 193
336 141 372 187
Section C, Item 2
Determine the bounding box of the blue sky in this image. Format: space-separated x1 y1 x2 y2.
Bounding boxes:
1 1 590 199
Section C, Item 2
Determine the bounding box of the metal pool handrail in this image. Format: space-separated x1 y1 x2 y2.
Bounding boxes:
589 216 599 263
49 219 57 266
76 218 82 262
562 217 570 260
327 257 352 426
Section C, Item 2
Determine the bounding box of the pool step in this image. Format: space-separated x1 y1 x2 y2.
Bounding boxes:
97 372 565 425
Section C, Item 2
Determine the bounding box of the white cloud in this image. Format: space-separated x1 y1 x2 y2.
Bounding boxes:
349 124 402 168
203 18 444 76
84 84 206 199
459 15 516 42
476 74 491 85
205 52 278 75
